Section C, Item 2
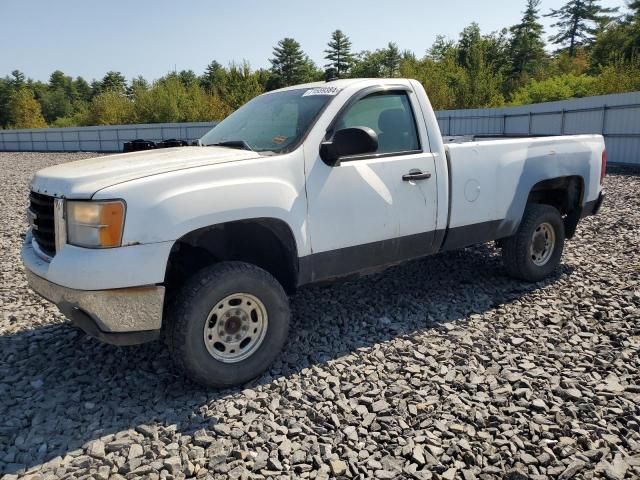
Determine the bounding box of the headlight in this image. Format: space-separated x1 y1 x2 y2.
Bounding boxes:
66 200 126 248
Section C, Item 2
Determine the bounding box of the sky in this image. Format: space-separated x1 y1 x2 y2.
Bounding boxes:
1 0 627 83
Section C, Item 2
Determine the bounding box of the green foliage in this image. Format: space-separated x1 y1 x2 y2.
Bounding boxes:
216 62 263 110
324 30 354 77
590 61 640 93
85 91 134 125
400 57 458 110
8 88 47 129
133 75 231 124
401 32 505 110
40 88 74 123
511 73 597 103
2 2 640 130
351 49 387 77
350 43 403 78
0 77 13 127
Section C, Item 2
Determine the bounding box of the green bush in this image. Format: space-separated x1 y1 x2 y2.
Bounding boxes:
511 74 597 104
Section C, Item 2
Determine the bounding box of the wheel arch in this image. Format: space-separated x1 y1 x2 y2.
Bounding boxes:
525 175 585 239
164 218 300 297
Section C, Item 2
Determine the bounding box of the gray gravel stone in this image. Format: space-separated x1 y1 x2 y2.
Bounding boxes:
329 459 347 476
1 153 639 480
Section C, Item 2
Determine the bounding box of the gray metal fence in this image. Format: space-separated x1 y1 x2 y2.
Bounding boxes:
0 122 217 153
435 91 640 166
1 91 639 165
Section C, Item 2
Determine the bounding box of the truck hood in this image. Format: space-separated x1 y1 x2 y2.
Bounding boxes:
30 147 262 198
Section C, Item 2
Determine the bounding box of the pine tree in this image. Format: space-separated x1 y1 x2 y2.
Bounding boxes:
178 70 198 87
324 30 354 78
269 38 313 88
628 2 640 61
546 0 618 56
428 35 456 61
382 42 402 77
509 0 547 81
73 77 92 102
100 71 127 94
201 61 225 93
457 23 483 68
10 70 26 89
129 76 149 94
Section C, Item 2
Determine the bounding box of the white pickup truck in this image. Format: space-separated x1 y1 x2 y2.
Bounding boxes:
23 78 606 387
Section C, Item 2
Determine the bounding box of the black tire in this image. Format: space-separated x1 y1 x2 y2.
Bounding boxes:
502 204 565 282
165 261 290 388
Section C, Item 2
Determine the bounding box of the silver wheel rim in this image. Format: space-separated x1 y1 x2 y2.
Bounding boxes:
530 222 556 266
203 293 268 363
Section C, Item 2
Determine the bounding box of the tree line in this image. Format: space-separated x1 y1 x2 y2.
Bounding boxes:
2 0 640 130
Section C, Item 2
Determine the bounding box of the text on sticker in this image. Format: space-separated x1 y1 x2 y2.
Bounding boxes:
302 87 340 97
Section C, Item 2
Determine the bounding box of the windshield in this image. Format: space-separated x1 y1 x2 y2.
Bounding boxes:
200 87 338 154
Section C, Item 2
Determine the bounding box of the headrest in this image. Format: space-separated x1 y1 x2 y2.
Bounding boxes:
378 108 410 133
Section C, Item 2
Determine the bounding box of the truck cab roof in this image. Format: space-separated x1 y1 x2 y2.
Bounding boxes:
269 78 413 94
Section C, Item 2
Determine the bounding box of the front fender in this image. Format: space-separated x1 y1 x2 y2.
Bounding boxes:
93 154 310 256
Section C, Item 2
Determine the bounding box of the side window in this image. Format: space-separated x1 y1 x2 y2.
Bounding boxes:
337 92 420 155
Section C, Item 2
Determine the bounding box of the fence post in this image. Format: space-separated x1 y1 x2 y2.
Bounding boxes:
447 116 452 135
560 109 566 135
601 105 607 135
29 131 34 152
97 129 102 152
502 114 506 136
528 112 532 136
115 128 120 152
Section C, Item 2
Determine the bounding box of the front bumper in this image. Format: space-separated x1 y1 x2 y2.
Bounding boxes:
22 230 168 345
25 269 164 345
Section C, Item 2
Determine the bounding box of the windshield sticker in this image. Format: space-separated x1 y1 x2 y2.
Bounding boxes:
272 135 288 145
302 86 340 97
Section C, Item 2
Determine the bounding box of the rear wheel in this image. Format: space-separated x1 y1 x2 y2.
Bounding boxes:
502 204 565 282
166 261 290 388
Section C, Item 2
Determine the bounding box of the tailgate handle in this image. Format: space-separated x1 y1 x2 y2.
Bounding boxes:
402 170 431 181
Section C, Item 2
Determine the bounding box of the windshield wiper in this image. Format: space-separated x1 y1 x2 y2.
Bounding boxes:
206 140 254 151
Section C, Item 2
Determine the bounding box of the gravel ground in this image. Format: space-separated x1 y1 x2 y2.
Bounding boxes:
0 152 639 480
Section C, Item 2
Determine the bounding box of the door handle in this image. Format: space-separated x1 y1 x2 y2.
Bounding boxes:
402 170 431 181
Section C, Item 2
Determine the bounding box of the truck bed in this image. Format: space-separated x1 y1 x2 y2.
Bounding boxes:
442 134 604 250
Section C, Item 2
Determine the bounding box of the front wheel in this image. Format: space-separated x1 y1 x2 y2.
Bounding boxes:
502 204 565 282
165 261 290 388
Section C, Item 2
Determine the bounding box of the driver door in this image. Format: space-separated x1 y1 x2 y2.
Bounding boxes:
304 88 439 281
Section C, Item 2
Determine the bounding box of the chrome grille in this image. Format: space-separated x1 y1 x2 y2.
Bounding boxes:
29 191 56 257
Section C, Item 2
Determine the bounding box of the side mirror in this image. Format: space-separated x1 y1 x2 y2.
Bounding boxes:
320 127 378 166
